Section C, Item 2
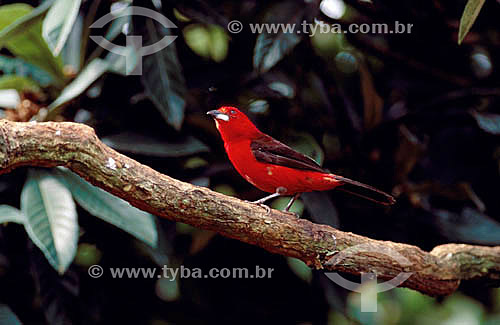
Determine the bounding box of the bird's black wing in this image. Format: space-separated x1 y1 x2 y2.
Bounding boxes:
250 135 396 205
250 134 327 173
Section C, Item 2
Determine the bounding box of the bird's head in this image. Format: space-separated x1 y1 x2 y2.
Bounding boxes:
207 106 260 141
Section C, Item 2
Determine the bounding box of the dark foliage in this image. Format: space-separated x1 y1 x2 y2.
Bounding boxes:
0 0 499 324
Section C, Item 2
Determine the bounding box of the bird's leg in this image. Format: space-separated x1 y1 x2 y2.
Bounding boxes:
252 192 281 205
251 187 288 214
284 193 301 212
252 186 287 204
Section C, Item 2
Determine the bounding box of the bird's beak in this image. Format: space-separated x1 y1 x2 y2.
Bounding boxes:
207 110 229 121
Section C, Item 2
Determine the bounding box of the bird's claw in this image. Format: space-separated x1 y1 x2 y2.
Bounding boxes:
245 200 271 215
257 203 271 215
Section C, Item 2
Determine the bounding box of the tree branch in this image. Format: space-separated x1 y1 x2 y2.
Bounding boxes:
0 120 498 296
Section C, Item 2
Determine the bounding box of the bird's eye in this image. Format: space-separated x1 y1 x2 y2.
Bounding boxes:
230 110 236 115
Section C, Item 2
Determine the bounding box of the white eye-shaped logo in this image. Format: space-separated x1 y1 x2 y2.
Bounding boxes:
324 243 413 312
89 6 177 75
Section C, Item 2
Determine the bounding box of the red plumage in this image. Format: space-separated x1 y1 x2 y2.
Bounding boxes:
207 106 395 209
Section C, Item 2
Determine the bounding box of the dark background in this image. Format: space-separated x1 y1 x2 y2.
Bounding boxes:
0 0 499 324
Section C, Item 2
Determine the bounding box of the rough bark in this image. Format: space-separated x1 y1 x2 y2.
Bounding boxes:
0 120 498 296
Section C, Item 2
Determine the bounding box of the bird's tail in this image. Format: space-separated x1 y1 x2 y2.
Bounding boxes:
329 174 396 206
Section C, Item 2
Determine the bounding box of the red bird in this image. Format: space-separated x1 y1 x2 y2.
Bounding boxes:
207 106 395 211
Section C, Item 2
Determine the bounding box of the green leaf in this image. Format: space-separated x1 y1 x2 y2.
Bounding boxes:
0 304 22 325
74 243 102 267
471 110 500 135
440 294 484 325
42 0 82 56
61 14 82 72
209 25 229 62
458 0 486 45
213 184 236 197
105 46 139 76
253 3 303 73
0 89 20 109
268 81 294 98
141 19 186 130
0 75 41 93
254 32 300 73
46 58 108 118
175 2 227 26
0 205 25 224
0 0 54 43
248 99 269 114
86 10 131 70
21 169 79 274
395 289 435 324
271 197 304 215
105 13 131 41
0 2 65 85
54 168 158 248
433 207 500 245
286 132 325 165
101 12 136 75
183 24 212 59
0 54 53 87
102 132 209 157
287 257 312 283
184 24 229 62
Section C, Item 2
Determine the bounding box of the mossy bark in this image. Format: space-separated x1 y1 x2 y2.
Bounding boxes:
0 120 498 296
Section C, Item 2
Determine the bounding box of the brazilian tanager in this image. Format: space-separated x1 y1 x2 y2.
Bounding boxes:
207 106 395 211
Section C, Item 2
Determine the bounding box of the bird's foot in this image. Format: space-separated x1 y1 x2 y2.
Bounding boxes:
256 203 271 215
245 200 271 215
